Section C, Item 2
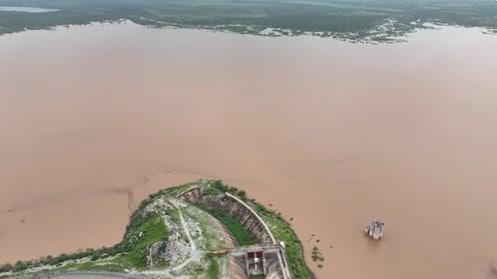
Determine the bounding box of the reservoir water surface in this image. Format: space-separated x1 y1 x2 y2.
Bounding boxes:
0 22 496 279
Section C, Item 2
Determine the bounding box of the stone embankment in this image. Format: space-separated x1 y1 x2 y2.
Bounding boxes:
179 186 291 279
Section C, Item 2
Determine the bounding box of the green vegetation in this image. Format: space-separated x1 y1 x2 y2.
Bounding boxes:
1 180 311 279
195 203 256 246
182 206 227 251
122 213 167 268
207 257 219 279
209 180 247 200
37 213 167 273
0 0 496 42
207 180 313 279
256 206 313 278
311 246 324 263
0 264 12 274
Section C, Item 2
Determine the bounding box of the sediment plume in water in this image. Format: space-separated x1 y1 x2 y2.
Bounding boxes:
1 22 497 279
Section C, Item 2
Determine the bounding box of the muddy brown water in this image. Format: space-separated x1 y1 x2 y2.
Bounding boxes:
1 22 497 278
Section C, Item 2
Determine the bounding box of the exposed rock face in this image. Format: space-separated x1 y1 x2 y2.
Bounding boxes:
178 187 203 204
147 215 191 268
177 186 291 278
203 195 273 244
162 231 190 265
144 198 172 215
147 240 166 267
177 185 273 244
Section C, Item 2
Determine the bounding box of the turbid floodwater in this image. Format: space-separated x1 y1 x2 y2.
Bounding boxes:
1 22 497 278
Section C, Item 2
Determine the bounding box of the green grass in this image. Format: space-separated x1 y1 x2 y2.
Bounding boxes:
61 212 168 271
123 213 167 268
252 203 313 279
182 206 226 251
195 203 256 246
207 257 219 279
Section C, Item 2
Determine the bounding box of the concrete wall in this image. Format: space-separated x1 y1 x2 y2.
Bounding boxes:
178 187 290 279
178 187 273 244
208 194 274 244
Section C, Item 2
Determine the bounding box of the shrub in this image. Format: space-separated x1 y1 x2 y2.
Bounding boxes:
237 190 247 200
13 261 28 272
207 257 219 279
0 263 13 273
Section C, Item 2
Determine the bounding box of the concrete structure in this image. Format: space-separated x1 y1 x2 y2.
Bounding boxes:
230 245 289 278
178 186 291 279
364 219 384 240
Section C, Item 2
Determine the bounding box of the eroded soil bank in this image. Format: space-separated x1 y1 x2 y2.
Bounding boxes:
1 22 497 278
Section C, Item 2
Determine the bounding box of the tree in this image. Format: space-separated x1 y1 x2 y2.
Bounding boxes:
0 263 13 273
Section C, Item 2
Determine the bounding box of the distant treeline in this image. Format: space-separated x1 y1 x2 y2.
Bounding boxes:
0 0 497 41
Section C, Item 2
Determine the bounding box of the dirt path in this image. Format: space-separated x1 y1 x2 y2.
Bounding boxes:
168 200 200 272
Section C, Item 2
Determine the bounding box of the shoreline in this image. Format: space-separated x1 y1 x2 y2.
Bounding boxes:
1 180 312 278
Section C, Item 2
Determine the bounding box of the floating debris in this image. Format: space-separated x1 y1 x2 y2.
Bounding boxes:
364 219 384 240
311 246 324 262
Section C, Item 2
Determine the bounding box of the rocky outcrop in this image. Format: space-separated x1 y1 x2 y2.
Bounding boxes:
147 215 191 268
177 186 203 204
201 194 274 244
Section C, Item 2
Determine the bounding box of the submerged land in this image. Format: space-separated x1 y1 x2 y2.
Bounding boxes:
0 0 497 42
0 180 312 278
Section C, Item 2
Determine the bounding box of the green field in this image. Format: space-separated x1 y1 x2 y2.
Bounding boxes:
0 0 496 42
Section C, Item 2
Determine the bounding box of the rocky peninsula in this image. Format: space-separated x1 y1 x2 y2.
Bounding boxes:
0 180 312 279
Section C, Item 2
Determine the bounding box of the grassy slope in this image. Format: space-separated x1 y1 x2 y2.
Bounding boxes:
121 213 167 268
206 256 219 279
195 203 256 246
254 204 313 279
